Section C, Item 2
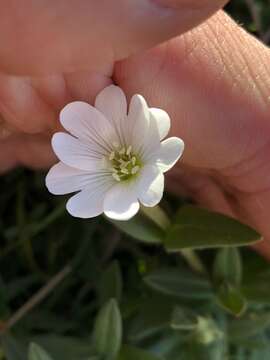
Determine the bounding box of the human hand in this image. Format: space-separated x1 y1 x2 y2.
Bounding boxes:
1 1 270 257
0 0 227 169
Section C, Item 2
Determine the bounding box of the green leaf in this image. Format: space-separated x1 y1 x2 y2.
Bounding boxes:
144 268 213 300
228 313 270 342
164 206 261 251
110 212 163 244
249 349 270 360
117 345 163 360
28 343 53 360
213 248 242 287
98 261 123 305
240 252 270 304
170 306 197 331
216 283 247 316
31 336 94 360
94 299 122 358
241 282 270 304
213 248 246 316
127 297 173 341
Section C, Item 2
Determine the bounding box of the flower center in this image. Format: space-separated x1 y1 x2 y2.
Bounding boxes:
108 144 141 182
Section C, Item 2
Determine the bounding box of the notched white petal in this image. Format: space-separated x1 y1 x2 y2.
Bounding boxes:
95 85 127 126
152 137 184 172
137 165 164 207
103 183 140 221
128 94 150 150
67 191 103 219
52 132 102 171
149 108 170 140
66 180 113 218
60 101 118 149
45 162 93 195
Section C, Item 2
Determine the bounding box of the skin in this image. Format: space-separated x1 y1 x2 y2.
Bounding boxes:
0 0 270 256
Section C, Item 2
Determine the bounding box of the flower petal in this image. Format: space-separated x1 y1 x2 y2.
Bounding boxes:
149 108 170 140
60 101 118 151
66 176 114 219
95 85 127 126
140 112 161 161
151 137 184 172
52 132 103 171
103 183 140 221
66 180 113 218
46 162 98 195
128 95 160 158
137 165 164 207
127 94 150 150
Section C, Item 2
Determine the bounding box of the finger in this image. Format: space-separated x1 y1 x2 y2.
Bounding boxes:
0 134 56 173
0 74 60 133
0 0 228 75
0 71 111 134
114 10 270 253
166 165 235 217
115 10 270 173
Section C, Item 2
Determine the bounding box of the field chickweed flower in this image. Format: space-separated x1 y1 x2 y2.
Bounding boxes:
46 85 184 220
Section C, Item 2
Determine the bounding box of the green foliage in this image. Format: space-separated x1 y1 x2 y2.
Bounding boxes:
213 248 247 316
164 206 261 251
28 343 53 360
213 247 243 287
1 173 270 360
93 299 122 358
144 267 213 299
97 261 123 305
110 212 163 244
1 3 270 360
117 345 163 360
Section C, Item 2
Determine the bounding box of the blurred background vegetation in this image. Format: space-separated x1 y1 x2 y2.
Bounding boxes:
1 1 270 360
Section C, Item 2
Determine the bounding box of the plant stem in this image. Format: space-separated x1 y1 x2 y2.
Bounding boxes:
180 249 206 274
0 264 72 334
141 205 206 273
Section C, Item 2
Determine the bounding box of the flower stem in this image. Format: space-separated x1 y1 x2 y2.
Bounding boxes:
141 205 206 273
180 249 206 274
141 205 170 231
0 264 72 334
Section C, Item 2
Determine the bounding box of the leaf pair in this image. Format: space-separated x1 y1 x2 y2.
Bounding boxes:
112 205 261 251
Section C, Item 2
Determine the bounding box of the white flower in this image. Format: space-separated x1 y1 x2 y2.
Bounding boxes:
46 85 184 221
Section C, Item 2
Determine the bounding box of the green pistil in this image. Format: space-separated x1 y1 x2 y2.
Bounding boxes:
109 146 141 182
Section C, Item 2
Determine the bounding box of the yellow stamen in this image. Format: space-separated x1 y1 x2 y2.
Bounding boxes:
126 145 132 156
121 168 129 175
109 151 115 160
112 173 121 182
131 166 140 174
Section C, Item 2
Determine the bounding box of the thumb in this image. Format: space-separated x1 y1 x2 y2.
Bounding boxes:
0 0 228 75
